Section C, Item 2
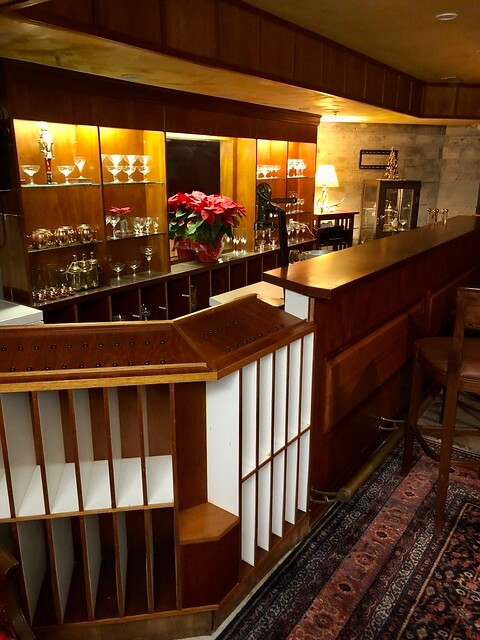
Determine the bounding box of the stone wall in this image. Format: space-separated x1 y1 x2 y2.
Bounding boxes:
316 122 480 238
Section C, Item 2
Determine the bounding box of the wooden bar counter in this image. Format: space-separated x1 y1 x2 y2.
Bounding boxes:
264 215 480 506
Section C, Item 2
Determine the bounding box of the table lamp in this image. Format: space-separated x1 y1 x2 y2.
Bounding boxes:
315 164 339 212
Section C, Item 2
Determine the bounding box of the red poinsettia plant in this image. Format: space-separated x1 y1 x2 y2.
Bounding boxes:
168 191 246 249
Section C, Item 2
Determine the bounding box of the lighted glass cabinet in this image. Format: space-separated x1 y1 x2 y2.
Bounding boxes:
360 179 421 242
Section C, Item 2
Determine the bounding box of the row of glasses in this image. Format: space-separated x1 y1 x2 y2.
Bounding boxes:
287 158 307 177
107 164 152 183
109 247 156 281
102 153 152 183
21 155 87 185
256 164 281 179
132 216 160 236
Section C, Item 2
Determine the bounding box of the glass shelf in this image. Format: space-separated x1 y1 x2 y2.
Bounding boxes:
106 231 166 242
21 181 101 188
28 240 102 253
103 180 165 186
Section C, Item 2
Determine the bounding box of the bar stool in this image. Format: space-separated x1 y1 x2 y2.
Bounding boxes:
402 287 480 536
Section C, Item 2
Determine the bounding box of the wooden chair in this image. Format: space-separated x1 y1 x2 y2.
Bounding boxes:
0 547 35 640
402 287 480 536
316 212 355 251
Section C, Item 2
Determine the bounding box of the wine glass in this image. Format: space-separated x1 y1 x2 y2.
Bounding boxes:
73 156 86 180
107 166 122 183
111 262 125 280
58 165 75 184
152 217 160 233
138 154 151 166
144 217 153 234
122 165 137 182
109 214 120 238
138 165 151 182
128 259 141 276
141 246 155 272
21 164 40 185
133 217 145 236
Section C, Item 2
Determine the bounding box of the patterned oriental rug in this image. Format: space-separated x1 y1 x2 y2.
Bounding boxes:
217 442 480 640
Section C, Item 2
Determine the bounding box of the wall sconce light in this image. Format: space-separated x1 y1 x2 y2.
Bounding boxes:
315 164 339 212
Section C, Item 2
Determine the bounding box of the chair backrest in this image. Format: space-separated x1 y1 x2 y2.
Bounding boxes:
316 213 354 250
448 287 480 385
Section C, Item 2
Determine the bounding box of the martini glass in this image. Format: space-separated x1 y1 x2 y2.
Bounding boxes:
108 154 124 168
141 246 155 272
109 214 120 239
138 165 151 182
122 165 137 182
73 156 86 180
111 262 125 280
125 154 138 166
107 166 122 183
58 165 75 184
21 164 40 185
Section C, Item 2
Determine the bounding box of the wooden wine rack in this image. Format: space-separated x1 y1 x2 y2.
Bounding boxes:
0 296 315 637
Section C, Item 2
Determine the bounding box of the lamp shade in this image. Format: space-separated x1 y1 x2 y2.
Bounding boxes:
315 164 339 188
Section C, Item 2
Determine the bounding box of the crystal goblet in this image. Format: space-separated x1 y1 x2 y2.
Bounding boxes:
138 155 151 166
107 166 122 183
141 246 155 272
133 217 145 236
21 164 40 185
58 165 75 184
152 218 160 233
144 217 153 234
138 165 151 182
111 262 125 280
73 156 86 180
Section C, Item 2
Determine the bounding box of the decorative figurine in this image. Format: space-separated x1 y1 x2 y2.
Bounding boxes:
38 121 55 184
384 147 399 180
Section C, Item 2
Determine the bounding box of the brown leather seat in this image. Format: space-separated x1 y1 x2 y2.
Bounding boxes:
402 287 480 536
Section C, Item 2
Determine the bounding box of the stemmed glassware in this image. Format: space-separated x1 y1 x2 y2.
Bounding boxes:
128 259 141 276
108 214 121 239
141 246 155 272
111 262 125 280
138 165 151 182
58 165 75 184
144 217 153 234
108 154 124 168
138 155 151 166
122 165 137 182
152 217 160 233
107 166 122 182
133 217 145 236
124 154 138 166
73 156 87 180
21 164 40 185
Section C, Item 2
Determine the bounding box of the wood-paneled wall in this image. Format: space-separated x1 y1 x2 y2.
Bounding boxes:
12 0 427 117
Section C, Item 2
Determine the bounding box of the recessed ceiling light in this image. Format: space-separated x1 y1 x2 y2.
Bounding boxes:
435 12 458 21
